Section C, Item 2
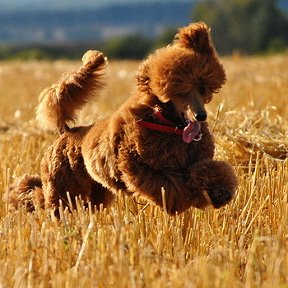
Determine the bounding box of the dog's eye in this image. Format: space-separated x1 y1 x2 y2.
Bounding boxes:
199 85 206 95
175 92 186 98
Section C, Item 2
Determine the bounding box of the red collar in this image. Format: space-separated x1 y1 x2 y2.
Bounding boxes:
137 110 184 135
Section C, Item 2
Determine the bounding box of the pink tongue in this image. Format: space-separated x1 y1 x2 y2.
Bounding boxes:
183 121 200 143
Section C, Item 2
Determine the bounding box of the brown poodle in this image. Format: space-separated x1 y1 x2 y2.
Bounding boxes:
6 22 237 215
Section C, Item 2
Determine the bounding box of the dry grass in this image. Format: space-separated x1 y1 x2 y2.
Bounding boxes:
0 53 288 287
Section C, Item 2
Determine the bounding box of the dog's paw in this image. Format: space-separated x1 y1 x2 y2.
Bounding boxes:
205 185 233 208
190 160 237 209
82 50 106 70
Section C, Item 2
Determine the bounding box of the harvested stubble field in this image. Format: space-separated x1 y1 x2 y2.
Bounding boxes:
0 53 287 287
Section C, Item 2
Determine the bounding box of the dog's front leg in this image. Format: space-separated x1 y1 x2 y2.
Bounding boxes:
118 153 237 214
118 153 211 214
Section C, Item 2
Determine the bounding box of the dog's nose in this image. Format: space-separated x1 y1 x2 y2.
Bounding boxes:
195 111 207 122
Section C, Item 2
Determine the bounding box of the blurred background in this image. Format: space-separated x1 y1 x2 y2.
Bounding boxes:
0 0 287 60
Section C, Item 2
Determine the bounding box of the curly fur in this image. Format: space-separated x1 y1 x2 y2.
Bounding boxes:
6 22 237 215
36 50 107 134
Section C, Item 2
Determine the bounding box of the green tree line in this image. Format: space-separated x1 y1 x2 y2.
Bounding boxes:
192 0 288 54
0 0 287 60
0 32 176 61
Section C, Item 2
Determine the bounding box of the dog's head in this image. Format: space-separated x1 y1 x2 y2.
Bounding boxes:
137 22 226 142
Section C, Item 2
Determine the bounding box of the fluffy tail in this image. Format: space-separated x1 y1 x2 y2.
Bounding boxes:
36 50 107 134
4 174 44 212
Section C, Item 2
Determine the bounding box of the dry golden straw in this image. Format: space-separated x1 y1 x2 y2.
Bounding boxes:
0 53 287 287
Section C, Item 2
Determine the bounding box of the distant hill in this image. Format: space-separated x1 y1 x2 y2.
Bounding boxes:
0 1 193 45
0 0 193 12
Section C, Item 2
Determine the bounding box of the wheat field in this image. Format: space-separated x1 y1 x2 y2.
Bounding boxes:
0 53 287 287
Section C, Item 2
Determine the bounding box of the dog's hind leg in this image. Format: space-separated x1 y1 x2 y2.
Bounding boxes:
39 132 115 213
4 174 44 212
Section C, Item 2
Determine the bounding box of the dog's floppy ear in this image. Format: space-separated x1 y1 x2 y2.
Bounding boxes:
174 22 214 54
